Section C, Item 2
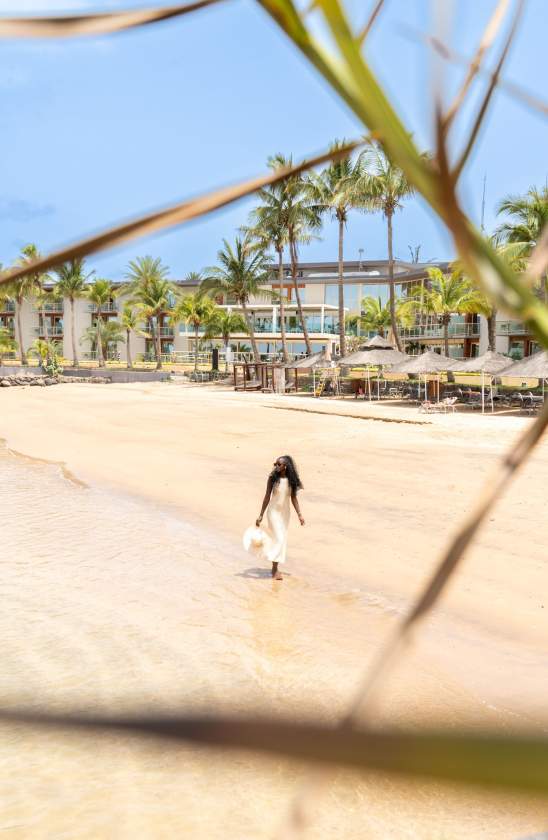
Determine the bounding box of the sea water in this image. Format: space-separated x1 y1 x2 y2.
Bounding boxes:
1 445 546 839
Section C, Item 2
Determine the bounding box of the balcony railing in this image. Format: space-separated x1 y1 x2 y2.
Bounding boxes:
35 302 64 313
400 322 480 339
0 301 16 313
497 320 528 335
87 302 118 313
35 326 64 337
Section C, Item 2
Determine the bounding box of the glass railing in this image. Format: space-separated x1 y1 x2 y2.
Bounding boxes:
399 322 480 339
497 320 527 335
87 302 118 313
35 302 64 313
1 302 16 312
158 327 174 337
35 326 64 336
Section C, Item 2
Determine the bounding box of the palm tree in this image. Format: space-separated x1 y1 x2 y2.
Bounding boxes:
120 305 142 370
81 320 125 364
54 258 92 368
495 186 548 302
85 279 117 367
173 292 217 371
204 308 248 371
359 296 392 337
10 243 51 365
306 141 364 357
357 145 414 351
245 180 290 362
267 154 322 355
201 237 270 365
125 256 175 370
405 268 489 356
0 326 16 365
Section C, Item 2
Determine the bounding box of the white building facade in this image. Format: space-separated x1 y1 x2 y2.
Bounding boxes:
0 259 539 363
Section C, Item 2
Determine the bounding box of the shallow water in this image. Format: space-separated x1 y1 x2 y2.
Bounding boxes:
2 445 547 839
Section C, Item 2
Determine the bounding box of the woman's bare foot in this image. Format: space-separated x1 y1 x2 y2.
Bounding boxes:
271 562 283 580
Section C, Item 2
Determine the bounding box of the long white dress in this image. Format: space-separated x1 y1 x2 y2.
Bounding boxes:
265 477 291 564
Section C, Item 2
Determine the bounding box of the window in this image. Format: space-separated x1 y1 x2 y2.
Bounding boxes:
325 284 360 311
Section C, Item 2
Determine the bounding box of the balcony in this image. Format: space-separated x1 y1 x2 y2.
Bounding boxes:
35 301 64 313
399 322 480 340
87 302 118 313
497 320 528 335
35 326 64 337
158 327 174 338
0 301 16 313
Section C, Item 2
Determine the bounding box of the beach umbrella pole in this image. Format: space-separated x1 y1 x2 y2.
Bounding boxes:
481 370 485 414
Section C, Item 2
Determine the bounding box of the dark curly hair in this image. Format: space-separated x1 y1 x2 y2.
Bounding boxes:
269 455 303 494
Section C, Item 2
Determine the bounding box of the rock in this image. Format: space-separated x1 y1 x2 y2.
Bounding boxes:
44 377 58 386
0 379 11 387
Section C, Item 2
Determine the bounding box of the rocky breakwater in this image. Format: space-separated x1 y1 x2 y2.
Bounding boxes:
58 375 112 384
0 373 58 387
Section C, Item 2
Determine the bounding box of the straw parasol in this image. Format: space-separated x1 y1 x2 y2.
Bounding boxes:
363 334 394 349
391 350 459 402
498 350 548 401
453 350 511 375
339 338 408 401
499 350 548 378
452 350 512 412
284 351 330 370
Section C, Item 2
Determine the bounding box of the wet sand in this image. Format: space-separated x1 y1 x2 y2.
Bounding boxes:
1 382 548 838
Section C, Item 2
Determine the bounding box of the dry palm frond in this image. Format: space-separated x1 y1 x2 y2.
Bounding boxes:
357 0 385 45
0 141 361 290
3 709 548 798
443 0 511 128
453 0 525 179
0 0 225 38
409 31 548 119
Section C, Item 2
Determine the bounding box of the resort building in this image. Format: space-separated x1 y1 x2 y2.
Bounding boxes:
1 258 541 363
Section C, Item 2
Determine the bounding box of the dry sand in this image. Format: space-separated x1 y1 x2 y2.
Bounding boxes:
2 381 548 839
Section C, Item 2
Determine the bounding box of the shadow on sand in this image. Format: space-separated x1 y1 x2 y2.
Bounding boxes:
236 567 292 579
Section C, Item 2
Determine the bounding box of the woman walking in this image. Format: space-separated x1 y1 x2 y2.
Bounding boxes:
248 455 305 580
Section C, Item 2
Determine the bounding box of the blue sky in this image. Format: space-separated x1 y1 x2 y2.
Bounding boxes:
0 0 545 279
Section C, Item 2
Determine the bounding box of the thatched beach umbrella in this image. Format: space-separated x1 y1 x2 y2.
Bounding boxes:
453 351 512 413
391 350 459 402
284 350 333 394
363 334 394 349
339 338 408 400
499 351 548 401
284 351 330 369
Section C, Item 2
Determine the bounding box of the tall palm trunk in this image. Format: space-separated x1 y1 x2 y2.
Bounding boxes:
96 317 105 367
241 300 260 364
224 337 230 372
277 248 289 362
155 322 162 370
194 325 199 372
70 297 79 368
290 237 311 355
126 329 133 369
386 210 402 351
337 214 346 358
487 308 497 351
40 303 51 367
443 317 450 356
16 299 27 365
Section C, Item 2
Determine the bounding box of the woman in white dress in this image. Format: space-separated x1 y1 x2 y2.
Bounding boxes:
255 455 305 580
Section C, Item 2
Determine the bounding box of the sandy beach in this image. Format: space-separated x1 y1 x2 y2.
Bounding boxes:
2 381 548 839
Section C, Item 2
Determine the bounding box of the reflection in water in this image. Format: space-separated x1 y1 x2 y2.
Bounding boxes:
1 445 546 839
